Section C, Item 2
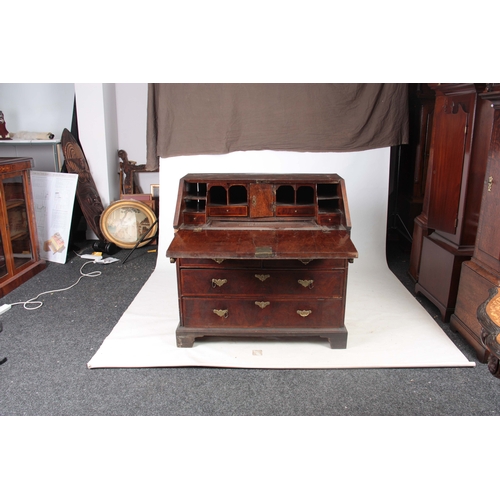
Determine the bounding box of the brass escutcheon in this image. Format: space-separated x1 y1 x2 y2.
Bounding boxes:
255 274 270 282
488 176 493 192
299 260 312 265
213 309 228 318
212 258 225 264
255 301 270 309
212 278 227 288
297 309 312 317
255 246 273 258
298 279 314 289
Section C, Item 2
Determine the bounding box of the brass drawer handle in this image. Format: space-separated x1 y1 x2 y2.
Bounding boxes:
298 279 314 289
213 309 228 318
297 309 312 317
212 278 227 288
488 176 493 192
255 274 270 282
212 258 225 264
255 301 270 309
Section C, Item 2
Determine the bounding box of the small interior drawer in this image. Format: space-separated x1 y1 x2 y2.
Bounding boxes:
207 206 248 217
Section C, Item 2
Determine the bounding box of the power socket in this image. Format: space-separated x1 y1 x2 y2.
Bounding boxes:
0 304 11 315
80 254 102 261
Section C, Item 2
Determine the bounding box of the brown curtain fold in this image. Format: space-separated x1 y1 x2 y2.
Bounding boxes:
146 83 408 170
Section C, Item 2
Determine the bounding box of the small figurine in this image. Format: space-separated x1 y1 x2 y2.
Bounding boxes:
0 111 11 140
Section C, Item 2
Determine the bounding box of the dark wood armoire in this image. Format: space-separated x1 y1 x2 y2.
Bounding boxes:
410 84 494 322
391 84 435 247
450 85 500 362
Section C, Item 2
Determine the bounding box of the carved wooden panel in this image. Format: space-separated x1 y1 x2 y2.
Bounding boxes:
61 128 105 241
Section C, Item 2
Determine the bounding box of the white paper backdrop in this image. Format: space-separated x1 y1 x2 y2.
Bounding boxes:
88 149 475 369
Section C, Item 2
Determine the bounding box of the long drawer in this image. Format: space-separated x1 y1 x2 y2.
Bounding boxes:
177 258 347 269
181 297 344 328
180 268 344 297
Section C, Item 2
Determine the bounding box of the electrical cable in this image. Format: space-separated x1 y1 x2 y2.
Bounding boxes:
5 260 102 312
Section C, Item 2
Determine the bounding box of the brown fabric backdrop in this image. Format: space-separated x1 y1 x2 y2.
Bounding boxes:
146 83 408 170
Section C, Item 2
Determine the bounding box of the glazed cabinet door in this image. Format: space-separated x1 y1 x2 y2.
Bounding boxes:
0 158 46 298
1 172 34 273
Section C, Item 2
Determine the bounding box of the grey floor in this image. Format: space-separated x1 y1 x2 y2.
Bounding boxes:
1 236 499 416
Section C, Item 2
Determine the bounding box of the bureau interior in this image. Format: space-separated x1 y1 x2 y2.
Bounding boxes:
175 175 349 229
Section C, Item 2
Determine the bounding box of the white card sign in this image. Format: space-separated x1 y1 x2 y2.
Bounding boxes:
30 170 78 264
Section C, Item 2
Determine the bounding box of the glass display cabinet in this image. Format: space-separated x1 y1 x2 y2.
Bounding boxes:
0 157 45 298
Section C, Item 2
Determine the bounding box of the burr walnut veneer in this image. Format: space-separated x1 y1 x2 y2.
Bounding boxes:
166 174 358 348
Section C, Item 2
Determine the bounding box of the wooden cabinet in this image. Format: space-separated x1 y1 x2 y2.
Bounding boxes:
450 85 500 361
390 84 435 264
166 174 358 348
407 86 437 280
412 84 494 321
0 157 46 297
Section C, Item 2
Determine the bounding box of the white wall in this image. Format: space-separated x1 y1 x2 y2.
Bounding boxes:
115 83 148 163
74 83 119 209
0 83 75 138
115 83 158 193
74 83 154 205
0 82 152 206
0 83 75 171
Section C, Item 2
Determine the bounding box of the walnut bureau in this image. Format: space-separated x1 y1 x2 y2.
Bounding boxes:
166 174 358 348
